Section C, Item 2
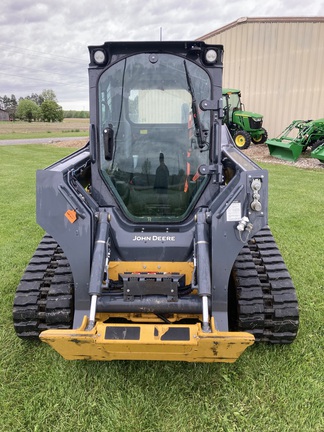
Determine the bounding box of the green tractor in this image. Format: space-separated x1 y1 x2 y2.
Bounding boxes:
311 140 324 162
266 119 324 162
222 88 268 150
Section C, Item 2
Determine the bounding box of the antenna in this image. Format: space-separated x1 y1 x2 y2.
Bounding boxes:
160 27 163 41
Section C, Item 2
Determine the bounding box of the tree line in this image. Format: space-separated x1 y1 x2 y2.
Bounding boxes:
0 90 89 122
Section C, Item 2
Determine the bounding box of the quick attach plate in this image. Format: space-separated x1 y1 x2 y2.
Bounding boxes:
121 273 184 302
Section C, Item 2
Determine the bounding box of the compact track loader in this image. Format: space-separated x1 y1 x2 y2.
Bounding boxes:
13 41 299 362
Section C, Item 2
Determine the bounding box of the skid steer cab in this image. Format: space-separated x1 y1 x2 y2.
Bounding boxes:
13 41 298 363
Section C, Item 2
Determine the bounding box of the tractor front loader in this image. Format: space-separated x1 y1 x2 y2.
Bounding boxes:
266 118 324 162
13 41 299 363
310 139 324 162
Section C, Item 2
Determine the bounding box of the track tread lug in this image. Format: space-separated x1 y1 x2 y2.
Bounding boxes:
13 235 74 339
231 226 299 344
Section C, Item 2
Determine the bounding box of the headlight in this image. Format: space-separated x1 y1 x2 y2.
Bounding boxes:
205 49 217 63
93 49 106 65
253 117 262 122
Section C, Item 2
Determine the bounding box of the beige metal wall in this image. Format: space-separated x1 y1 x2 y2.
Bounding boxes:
199 18 324 137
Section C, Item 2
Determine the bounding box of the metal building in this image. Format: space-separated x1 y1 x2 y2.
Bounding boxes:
0 109 9 121
198 17 324 137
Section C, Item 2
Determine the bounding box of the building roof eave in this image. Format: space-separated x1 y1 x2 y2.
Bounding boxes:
197 16 324 41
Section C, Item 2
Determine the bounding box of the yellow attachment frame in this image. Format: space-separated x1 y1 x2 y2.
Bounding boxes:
108 261 194 284
40 316 254 363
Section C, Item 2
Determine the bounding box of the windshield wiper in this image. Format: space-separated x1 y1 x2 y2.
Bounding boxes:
183 60 208 149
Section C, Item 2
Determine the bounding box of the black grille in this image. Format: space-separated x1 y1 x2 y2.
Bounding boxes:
249 118 263 129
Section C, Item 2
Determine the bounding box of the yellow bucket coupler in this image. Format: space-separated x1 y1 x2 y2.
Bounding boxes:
40 316 254 363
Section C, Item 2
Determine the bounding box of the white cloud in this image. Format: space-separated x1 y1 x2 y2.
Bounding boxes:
0 0 323 110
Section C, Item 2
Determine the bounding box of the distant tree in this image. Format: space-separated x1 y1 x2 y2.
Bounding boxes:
25 93 44 106
63 110 73 118
79 110 89 118
0 94 18 119
63 110 90 118
7 95 18 120
41 89 57 102
16 99 41 122
41 100 63 122
1 90 77 121
1 95 10 110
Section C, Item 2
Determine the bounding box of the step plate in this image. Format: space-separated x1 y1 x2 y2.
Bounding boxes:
40 317 254 363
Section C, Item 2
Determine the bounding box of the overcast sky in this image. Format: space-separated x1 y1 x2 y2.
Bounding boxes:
1 0 323 111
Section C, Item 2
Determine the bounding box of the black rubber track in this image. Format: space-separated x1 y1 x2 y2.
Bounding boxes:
13 235 74 339
230 226 299 343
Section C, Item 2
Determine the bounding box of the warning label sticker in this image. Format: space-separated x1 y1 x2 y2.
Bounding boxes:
226 201 242 222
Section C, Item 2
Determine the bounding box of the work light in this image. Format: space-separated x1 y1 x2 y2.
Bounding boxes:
205 49 217 63
93 49 106 65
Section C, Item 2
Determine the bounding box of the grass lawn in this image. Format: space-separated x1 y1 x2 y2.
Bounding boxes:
0 118 89 140
0 145 323 432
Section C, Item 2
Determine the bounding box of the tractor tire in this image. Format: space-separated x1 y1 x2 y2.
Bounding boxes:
233 130 251 150
251 128 268 144
311 139 324 151
229 226 299 344
13 235 74 339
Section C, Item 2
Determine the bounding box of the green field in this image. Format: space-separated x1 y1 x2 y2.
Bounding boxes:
0 145 323 432
0 118 89 140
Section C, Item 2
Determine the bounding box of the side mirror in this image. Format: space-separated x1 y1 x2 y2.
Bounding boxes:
103 125 114 160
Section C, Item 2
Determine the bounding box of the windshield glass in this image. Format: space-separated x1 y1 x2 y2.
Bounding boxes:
98 53 211 222
226 92 241 120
